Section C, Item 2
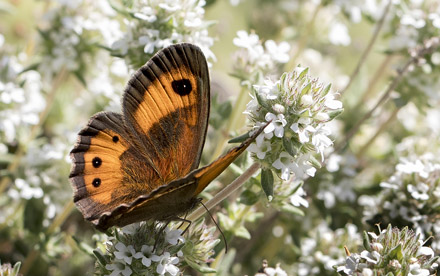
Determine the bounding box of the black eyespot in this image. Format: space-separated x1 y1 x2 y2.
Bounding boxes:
92 157 102 168
112 136 119 143
171 79 192 96
92 178 101 188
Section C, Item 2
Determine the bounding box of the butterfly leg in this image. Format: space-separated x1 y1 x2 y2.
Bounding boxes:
169 216 192 235
153 222 171 253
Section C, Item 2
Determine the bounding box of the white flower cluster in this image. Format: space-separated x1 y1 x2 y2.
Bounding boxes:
39 0 120 81
246 67 343 181
97 220 220 276
0 53 45 143
386 0 440 52
378 153 440 250
111 0 215 67
232 30 290 84
337 226 437 276
297 223 361 276
315 154 358 209
103 224 185 276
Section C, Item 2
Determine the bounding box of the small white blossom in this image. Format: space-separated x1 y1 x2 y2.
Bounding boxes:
151 252 180 276
265 113 287 138
105 261 132 276
165 228 185 245
133 245 154 267
114 243 137 265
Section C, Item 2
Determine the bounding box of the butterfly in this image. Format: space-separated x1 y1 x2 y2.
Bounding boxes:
69 43 265 231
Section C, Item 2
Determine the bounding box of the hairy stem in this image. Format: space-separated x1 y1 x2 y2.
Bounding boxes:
47 200 75 234
341 0 392 95
356 106 400 158
351 55 394 112
188 163 261 221
288 3 321 67
334 56 415 154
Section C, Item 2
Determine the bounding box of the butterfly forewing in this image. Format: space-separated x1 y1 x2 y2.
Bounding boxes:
122 43 210 185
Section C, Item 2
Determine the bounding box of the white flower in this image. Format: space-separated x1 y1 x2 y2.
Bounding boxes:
264 264 288 276
105 261 132 276
264 40 290 63
265 112 287 138
114 243 137 265
248 141 272 159
165 228 185 245
416 246 434 258
291 117 316 143
311 125 333 161
328 22 351 46
290 153 317 179
151 252 180 276
272 152 295 180
409 263 430 276
233 30 260 49
325 94 343 109
337 254 361 274
360 250 381 264
254 80 279 100
290 186 309 208
133 245 154 267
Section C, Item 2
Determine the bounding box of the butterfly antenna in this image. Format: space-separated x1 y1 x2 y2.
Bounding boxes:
199 201 228 254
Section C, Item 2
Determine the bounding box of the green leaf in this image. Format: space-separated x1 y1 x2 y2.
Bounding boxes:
308 154 322 168
228 131 250 143
328 108 344 120
74 71 87 87
283 137 298 157
300 82 311 96
297 67 309 79
234 226 251 239
321 83 332 97
93 249 109 267
389 244 403 260
280 204 305 216
255 90 271 110
239 190 260 205
12 262 21 276
261 169 274 200
185 259 216 273
72 236 95 256
363 231 372 251
24 198 46 233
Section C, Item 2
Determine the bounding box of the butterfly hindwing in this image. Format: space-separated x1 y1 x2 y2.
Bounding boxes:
70 112 164 222
122 43 210 185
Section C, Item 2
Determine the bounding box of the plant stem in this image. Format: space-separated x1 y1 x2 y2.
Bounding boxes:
47 200 75 235
21 249 39 275
341 0 392 95
351 55 394 112
356 106 400 159
188 163 261 221
210 86 250 162
288 3 321 67
333 56 415 154
0 67 68 195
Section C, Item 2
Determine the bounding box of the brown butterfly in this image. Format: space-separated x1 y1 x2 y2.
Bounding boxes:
70 43 264 231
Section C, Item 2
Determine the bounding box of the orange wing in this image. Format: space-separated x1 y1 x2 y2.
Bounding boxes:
70 112 167 221
122 43 210 186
